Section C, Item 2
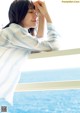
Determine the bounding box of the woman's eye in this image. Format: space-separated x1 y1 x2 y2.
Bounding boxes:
29 11 34 13
29 12 33 13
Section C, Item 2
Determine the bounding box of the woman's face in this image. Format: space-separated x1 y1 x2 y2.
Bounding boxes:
21 9 38 28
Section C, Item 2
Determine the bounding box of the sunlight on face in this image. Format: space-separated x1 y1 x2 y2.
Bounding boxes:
21 9 38 28
0 0 80 49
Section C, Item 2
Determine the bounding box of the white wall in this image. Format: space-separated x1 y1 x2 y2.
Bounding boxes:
0 0 13 28
45 0 80 49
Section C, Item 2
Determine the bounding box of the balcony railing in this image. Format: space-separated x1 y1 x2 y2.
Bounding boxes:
15 48 80 92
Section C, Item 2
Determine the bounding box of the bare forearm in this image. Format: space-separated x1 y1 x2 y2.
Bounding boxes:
37 15 45 38
45 12 52 23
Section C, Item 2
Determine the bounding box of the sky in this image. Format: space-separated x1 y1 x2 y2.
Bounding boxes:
0 0 80 49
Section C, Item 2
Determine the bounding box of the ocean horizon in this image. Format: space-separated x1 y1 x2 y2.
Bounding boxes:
1 67 80 113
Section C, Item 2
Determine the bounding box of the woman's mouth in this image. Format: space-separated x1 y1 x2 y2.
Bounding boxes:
32 20 37 22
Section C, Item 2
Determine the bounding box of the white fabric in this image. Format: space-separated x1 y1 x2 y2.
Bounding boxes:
0 23 59 104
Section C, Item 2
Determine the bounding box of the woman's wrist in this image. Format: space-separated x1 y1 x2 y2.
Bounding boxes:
37 13 45 38
38 13 44 20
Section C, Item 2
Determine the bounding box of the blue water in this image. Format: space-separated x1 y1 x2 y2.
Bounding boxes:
13 90 80 113
1 68 80 112
13 67 80 112
20 68 80 83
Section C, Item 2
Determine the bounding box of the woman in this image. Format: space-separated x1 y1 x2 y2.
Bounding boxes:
0 0 59 112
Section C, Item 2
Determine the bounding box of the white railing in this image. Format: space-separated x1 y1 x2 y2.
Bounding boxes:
29 48 80 59
15 48 80 92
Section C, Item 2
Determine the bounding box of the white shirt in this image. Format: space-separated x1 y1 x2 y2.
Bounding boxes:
0 23 59 104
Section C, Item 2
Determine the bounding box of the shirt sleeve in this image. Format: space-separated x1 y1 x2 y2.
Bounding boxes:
7 24 59 52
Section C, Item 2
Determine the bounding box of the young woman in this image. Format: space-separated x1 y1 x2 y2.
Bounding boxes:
0 0 59 112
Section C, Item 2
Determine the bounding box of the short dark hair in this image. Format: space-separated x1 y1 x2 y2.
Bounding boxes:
4 0 35 35
9 0 35 24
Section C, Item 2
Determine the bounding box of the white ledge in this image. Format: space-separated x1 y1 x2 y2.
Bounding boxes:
29 48 80 59
18 48 80 92
21 48 80 71
16 81 80 92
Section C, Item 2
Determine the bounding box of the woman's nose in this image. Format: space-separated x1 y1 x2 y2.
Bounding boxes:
34 10 38 18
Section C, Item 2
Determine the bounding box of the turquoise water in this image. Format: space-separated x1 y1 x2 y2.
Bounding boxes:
20 68 80 83
13 67 80 112
14 90 80 113
1 68 80 112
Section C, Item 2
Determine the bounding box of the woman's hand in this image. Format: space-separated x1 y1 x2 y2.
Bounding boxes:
34 1 45 38
34 1 48 16
34 1 52 23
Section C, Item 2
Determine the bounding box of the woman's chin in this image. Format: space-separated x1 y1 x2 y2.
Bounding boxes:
31 25 37 28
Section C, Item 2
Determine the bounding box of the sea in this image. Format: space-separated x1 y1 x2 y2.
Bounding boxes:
1 68 80 113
